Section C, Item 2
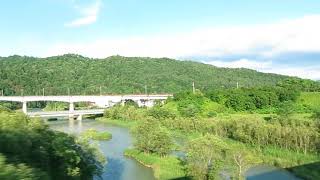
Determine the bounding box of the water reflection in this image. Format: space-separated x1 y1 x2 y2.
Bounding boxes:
245 165 301 180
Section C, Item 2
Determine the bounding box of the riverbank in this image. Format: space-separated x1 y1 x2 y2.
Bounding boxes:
124 149 187 180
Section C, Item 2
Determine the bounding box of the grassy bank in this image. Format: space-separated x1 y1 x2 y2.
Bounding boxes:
81 128 112 141
124 149 187 180
124 137 320 180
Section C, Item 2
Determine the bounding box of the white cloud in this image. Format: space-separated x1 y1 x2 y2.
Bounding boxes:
65 0 102 27
261 66 320 80
203 59 320 80
41 14 320 80
52 14 320 57
204 59 273 69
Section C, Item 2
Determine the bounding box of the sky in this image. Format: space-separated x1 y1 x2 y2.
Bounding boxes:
0 0 320 80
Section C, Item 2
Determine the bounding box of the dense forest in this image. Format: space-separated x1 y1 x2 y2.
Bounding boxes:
0 54 319 95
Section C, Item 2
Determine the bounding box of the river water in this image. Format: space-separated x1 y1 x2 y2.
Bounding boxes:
48 119 155 180
48 118 301 180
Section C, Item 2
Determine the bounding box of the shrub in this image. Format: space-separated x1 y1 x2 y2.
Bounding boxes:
147 106 176 120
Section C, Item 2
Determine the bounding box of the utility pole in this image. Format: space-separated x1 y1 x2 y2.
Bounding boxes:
192 81 195 94
144 85 148 95
68 88 70 96
236 82 239 89
42 88 45 96
1 89 3 96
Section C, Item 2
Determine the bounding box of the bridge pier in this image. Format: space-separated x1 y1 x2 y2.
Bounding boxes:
22 101 27 114
69 102 75 117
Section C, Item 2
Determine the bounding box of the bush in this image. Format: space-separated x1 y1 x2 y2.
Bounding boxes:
147 106 176 120
312 109 320 120
104 105 146 121
206 111 217 118
276 101 295 118
0 154 47 180
80 129 112 141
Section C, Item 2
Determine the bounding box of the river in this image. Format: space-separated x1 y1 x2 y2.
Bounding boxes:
47 118 301 180
48 119 155 180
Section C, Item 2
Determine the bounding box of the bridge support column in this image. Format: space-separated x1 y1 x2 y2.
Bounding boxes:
137 100 144 107
22 101 27 114
69 102 75 117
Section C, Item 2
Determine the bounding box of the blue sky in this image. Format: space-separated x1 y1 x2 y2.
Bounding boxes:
0 0 320 79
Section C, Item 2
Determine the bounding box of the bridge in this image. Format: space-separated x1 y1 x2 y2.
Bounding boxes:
27 109 105 120
0 94 172 117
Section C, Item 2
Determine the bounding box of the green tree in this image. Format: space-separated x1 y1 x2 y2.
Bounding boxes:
132 118 173 156
230 148 260 180
276 101 295 119
186 134 227 180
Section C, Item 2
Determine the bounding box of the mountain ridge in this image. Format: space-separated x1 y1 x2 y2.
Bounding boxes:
0 54 317 95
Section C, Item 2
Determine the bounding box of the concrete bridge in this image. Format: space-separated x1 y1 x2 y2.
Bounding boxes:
27 109 105 120
0 94 172 117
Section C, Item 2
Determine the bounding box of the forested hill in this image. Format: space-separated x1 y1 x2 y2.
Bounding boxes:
0 54 316 95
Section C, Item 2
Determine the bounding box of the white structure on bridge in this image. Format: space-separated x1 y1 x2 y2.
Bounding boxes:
0 94 172 116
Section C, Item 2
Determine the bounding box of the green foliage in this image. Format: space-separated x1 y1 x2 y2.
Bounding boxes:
0 54 307 95
0 105 12 113
206 87 301 112
0 110 104 179
124 149 186 180
124 100 139 107
228 145 261 180
132 118 174 156
147 106 177 120
0 154 47 180
103 93 320 179
103 105 146 121
312 109 320 120
43 102 68 111
298 92 320 110
174 91 206 117
277 78 320 92
80 128 112 141
186 134 227 180
276 101 295 118
0 102 18 111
